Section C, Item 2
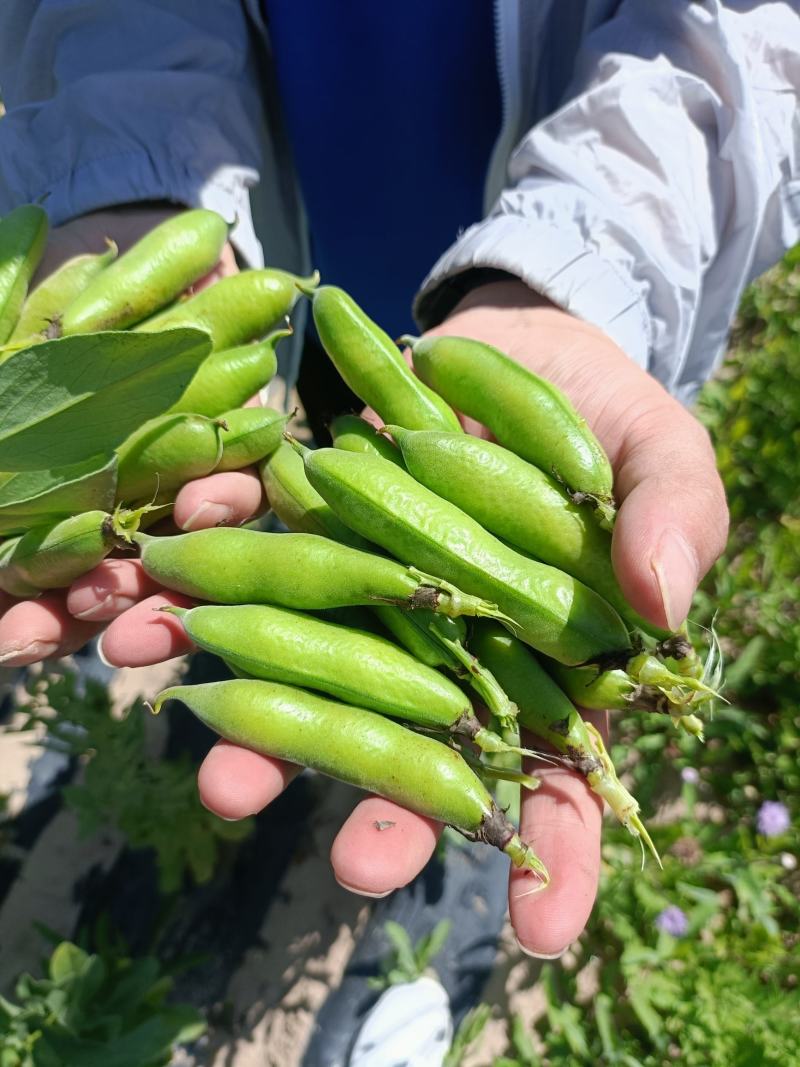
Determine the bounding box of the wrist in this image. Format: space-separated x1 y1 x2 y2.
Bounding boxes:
440 280 625 384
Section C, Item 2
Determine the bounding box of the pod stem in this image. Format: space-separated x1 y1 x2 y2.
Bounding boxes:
395 334 420 350
295 270 321 299
582 721 662 868
504 834 550 888
284 431 312 458
433 630 520 729
472 727 537 758
676 712 705 739
455 718 540 761
110 501 162 545
406 566 517 626
482 766 540 792
594 499 617 532
158 605 188 619
150 688 181 715
469 802 549 886
627 653 723 709
266 320 294 344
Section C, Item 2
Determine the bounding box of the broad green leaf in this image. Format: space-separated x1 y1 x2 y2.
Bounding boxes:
0 329 211 470
0 454 117 534
39 1009 205 1067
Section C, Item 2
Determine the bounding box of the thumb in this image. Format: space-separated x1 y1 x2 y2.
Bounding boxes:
611 401 728 632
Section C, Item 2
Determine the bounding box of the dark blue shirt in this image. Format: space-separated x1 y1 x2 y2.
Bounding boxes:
266 1 502 336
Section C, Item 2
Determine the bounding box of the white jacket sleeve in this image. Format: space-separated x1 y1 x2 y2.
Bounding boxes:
0 0 266 263
416 1 800 403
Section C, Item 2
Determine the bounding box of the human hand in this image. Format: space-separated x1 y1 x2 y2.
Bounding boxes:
189 281 728 958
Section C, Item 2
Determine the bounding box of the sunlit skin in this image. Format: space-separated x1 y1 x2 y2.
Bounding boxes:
0 210 728 957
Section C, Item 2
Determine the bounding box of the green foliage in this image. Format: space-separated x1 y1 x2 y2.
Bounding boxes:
0 937 204 1066
482 812 799 1066
17 671 253 893
694 249 800 704
368 919 452 991
443 1004 492 1067
492 1013 540 1066
699 247 800 524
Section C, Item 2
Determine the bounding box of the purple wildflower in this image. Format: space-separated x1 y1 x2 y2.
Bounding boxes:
757 801 790 837
681 767 700 785
655 906 689 938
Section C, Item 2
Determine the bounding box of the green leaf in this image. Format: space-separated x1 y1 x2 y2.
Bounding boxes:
509 1014 538 1063
0 454 117 534
416 919 451 972
383 922 418 979
443 1004 491 1067
0 330 211 471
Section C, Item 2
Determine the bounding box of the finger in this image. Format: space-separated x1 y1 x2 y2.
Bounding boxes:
186 241 239 294
330 796 441 898
197 739 300 820
173 468 265 531
509 750 604 959
611 399 729 631
0 593 103 666
99 592 195 667
67 559 161 621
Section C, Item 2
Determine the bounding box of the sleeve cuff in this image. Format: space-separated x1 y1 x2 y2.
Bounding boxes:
28 149 264 268
414 212 653 370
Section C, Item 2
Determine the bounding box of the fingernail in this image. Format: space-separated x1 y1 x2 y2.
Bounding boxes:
335 878 393 899
0 641 59 666
180 501 233 532
651 527 698 632
515 938 567 961
72 594 137 621
96 635 114 668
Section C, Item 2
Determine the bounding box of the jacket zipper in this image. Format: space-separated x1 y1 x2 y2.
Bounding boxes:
484 0 520 214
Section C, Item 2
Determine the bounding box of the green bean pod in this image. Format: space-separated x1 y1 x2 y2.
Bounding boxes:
59 209 229 334
154 678 548 882
215 407 289 472
405 334 616 527
303 286 461 432
0 205 49 344
0 506 144 597
548 661 707 738
470 623 659 861
115 413 225 504
167 327 288 416
136 527 509 621
138 269 317 351
330 414 405 467
167 602 521 753
0 537 36 597
371 605 466 670
298 444 630 665
259 440 372 549
260 440 518 727
9 240 118 344
383 426 664 639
